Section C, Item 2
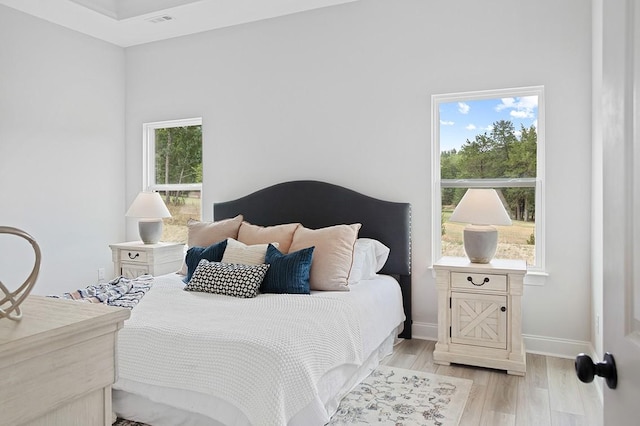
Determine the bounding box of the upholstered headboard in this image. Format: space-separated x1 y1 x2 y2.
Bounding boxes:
213 180 412 338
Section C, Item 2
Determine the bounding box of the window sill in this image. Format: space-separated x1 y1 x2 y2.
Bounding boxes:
524 269 548 286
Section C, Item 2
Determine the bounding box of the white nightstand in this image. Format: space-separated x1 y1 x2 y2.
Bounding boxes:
109 241 184 278
433 256 527 375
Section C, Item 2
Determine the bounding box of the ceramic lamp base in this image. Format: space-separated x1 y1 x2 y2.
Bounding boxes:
463 224 498 264
138 219 163 244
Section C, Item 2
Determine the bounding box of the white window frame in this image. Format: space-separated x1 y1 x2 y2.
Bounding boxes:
142 117 203 194
431 87 546 283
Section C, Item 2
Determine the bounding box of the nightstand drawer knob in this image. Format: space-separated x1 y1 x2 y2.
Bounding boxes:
501 306 506 312
128 252 140 260
467 276 490 286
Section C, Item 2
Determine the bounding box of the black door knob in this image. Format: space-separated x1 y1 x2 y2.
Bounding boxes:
575 352 617 389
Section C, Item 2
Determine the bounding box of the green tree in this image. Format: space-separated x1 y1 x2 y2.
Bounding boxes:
441 120 537 222
503 125 537 220
441 149 459 206
155 125 202 204
458 133 498 178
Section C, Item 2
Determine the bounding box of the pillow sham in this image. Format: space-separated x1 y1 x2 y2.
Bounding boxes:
261 244 314 294
221 238 277 265
184 259 269 298
183 239 228 283
362 238 391 277
348 238 391 284
288 223 361 291
178 215 243 275
237 221 300 254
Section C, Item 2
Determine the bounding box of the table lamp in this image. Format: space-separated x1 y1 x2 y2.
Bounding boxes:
126 191 171 244
448 188 512 263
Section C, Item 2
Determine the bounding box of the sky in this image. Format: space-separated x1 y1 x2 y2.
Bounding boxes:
439 96 538 152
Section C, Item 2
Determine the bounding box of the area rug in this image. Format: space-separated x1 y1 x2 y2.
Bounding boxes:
328 365 472 425
113 365 472 426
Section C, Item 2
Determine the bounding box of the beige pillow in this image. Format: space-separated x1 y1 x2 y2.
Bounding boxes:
178 215 243 274
238 222 300 253
221 238 278 265
289 223 361 291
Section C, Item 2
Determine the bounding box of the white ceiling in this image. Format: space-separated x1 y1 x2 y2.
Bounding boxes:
0 0 357 47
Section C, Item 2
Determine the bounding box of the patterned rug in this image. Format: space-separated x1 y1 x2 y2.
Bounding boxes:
113 365 472 426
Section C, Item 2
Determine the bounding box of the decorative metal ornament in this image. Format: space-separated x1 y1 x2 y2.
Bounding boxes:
0 227 41 321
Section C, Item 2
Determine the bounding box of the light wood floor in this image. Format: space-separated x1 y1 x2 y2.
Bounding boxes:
381 339 603 426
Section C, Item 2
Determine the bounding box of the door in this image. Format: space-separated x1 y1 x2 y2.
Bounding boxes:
451 292 507 349
601 0 640 423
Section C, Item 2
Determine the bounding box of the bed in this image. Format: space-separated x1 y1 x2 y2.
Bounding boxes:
112 180 412 426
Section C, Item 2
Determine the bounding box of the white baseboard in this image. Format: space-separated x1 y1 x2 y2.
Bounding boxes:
410 321 594 360
523 334 592 359
411 321 438 341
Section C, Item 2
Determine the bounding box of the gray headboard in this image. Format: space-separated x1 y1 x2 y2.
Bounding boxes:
213 180 412 338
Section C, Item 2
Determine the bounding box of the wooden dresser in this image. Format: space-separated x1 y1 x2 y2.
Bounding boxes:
0 296 130 426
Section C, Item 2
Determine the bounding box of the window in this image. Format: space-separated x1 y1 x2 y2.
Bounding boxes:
432 87 545 274
143 118 203 244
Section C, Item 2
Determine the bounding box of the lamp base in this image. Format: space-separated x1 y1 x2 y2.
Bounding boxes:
463 224 498 264
138 219 163 244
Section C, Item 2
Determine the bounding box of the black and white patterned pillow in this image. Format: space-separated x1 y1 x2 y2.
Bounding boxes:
184 259 269 298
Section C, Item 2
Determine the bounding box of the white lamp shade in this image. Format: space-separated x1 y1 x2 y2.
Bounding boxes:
125 192 171 218
449 189 512 226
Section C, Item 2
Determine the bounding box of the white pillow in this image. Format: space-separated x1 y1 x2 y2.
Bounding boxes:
348 238 390 284
221 238 278 265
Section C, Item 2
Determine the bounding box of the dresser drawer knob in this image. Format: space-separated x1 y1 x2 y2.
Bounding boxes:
467 276 490 286
128 252 140 260
501 306 507 312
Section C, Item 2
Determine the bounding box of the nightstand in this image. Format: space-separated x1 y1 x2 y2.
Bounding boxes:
433 256 527 375
109 241 184 278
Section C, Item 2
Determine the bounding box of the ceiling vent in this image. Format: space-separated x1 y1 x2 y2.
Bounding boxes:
147 15 175 24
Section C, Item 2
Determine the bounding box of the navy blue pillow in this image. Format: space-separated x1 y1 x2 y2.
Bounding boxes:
184 239 228 283
261 244 314 294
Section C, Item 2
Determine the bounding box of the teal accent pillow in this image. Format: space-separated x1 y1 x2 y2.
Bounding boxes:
261 244 314 294
184 239 228 283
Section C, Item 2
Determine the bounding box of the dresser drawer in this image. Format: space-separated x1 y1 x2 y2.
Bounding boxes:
119 249 148 263
451 271 507 292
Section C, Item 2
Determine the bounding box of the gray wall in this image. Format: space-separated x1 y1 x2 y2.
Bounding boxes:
0 5 126 295
125 0 593 353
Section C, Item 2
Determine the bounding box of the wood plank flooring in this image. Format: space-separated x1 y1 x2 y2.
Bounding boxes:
381 339 603 426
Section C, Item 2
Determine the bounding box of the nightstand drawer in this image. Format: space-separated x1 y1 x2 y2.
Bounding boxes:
451 272 507 292
110 242 184 279
119 249 148 263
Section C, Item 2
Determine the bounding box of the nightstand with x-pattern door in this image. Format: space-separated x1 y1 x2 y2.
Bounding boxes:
433 256 527 376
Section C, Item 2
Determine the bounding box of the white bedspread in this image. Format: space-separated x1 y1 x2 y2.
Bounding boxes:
115 274 404 426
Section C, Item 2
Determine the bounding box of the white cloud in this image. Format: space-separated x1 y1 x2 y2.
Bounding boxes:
510 110 529 118
495 96 538 119
440 120 455 126
458 102 470 114
465 124 476 130
496 98 515 111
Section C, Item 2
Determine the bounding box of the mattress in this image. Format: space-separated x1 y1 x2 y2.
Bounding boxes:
113 272 405 426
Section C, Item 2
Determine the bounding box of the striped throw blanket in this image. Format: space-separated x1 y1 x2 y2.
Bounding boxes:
50 275 153 309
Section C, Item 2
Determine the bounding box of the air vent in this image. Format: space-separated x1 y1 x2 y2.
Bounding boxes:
147 15 174 24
